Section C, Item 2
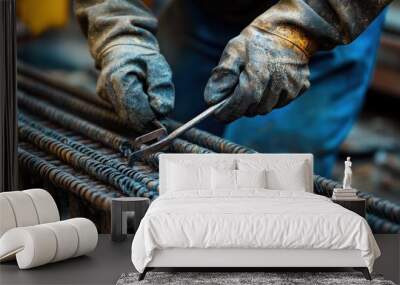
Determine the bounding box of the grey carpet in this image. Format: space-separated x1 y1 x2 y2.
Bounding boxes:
116 272 395 285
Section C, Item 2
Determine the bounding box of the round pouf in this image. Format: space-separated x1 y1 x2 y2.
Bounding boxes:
0 218 98 269
0 189 59 237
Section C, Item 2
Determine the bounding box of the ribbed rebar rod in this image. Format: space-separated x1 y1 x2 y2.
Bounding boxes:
18 121 157 198
313 175 400 225
18 71 247 155
18 91 160 168
19 113 160 195
18 62 112 110
18 91 128 151
313 175 341 197
18 76 123 128
18 146 122 210
358 192 400 224
17 64 400 231
18 90 214 164
169 138 212 154
162 119 256 154
367 213 400 234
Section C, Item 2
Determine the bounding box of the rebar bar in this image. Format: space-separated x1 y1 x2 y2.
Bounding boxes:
18 146 122 210
358 191 400 224
18 68 251 155
167 138 212 154
18 91 161 168
17 63 400 233
18 91 213 167
18 75 124 128
313 175 400 227
18 121 158 198
18 62 112 110
162 119 256 154
19 113 160 196
367 213 400 234
313 175 341 197
18 91 128 151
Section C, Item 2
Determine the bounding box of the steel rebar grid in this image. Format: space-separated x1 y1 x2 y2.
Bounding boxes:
17 89 213 167
18 91 212 167
17 63 400 233
358 192 400 224
18 145 122 210
18 119 157 199
19 113 160 196
17 90 158 168
312 175 341 197
17 93 211 196
17 70 251 155
18 90 127 151
367 213 400 234
20 111 400 232
16 95 215 204
162 119 256 154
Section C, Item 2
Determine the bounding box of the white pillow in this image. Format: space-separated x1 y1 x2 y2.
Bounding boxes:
266 168 307 192
166 160 236 192
211 169 267 190
236 169 267 189
211 168 236 190
237 159 309 192
167 163 211 191
167 159 236 171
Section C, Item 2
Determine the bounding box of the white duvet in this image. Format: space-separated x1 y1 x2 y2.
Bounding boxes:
131 190 380 273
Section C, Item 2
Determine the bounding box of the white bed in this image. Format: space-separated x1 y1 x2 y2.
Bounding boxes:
131 154 380 280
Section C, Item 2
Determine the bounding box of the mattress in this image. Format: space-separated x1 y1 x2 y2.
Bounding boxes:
131 190 380 273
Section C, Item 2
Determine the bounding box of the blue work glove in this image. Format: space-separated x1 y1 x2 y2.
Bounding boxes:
76 0 174 132
204 25 311 123
97 45 174 131
204 0 390 123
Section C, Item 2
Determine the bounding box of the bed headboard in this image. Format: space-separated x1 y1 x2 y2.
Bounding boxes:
159 153 313 195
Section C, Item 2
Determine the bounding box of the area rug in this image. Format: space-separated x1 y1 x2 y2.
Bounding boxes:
116 272 395 285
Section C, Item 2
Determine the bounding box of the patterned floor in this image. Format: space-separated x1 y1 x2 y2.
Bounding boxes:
117 271 395 285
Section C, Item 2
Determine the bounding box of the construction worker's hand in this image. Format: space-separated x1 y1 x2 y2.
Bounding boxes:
204 24 311 123
205 0 390 124
97 45 174 132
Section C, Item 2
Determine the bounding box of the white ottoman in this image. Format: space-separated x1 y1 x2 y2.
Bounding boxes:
0 189 98 269
0 189 59 236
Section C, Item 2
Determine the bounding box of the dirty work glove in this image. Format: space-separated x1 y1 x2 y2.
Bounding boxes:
97 45 174 131
75 0 174 132
204 25 312 123
204 0 391 123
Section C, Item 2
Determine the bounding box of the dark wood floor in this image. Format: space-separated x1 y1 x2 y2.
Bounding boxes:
0 235 398 285
0 235 134 285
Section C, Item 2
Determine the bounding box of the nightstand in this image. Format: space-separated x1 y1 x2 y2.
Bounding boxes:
111 197 150 241
332 197 366 218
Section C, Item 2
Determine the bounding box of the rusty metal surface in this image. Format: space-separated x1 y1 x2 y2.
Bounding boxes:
18 144 122 211
17 64 400 233
18 116 157 198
